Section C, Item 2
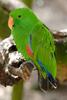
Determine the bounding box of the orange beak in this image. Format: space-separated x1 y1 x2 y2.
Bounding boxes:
8 16 14 30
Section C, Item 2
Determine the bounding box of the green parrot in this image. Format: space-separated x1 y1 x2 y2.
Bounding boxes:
8 8 57 88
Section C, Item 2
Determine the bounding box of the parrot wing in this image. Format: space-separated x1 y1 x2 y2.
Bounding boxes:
29 22 57 88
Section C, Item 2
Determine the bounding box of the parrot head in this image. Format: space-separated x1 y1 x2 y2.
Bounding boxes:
8 8 38 32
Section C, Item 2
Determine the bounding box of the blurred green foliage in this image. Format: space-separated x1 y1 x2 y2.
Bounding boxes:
22 0 33 8
12 80 23 100
0 7 10 39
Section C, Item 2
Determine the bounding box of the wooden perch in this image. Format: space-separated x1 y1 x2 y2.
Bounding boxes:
53 29 67 43
0 36 34 86
0 36 23 86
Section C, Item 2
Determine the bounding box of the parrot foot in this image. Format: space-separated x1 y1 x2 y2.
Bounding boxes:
20 61 34 81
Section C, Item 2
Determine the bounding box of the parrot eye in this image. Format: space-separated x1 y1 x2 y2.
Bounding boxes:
18 15 21 18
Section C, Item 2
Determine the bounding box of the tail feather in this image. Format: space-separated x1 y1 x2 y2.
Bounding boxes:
37 59 57 89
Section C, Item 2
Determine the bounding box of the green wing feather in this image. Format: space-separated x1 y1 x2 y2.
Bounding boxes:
30 22 56 78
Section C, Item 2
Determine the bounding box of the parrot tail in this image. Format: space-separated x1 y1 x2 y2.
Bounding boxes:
37 59 57 89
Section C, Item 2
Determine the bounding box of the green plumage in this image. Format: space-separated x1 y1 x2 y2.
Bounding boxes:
9 8 57 83
31 23 56 78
